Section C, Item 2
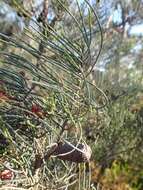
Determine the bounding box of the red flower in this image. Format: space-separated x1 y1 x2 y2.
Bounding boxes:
31 104 41 113
0 169 13 180
0 91 9 101
31 104 45 118
0 91 6 96
31 103 49 118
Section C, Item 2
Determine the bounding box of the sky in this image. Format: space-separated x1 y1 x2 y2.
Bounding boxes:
109 2 143 36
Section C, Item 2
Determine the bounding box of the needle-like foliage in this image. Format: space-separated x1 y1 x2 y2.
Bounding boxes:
0 1 106 189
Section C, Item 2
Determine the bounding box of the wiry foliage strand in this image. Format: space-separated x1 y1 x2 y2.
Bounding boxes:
0 1 106 189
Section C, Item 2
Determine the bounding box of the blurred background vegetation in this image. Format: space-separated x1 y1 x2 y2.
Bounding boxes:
0 0 143 189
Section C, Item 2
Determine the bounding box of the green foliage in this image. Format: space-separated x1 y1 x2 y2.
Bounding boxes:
0 0 143 189
102 160 143 190
0 1 105 189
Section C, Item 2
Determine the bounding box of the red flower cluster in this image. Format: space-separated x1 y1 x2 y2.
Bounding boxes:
31 104 41 113
0 90 9 101
31 104 46 118
0 169 13 180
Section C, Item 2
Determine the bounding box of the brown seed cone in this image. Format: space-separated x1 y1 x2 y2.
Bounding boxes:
53 142 92 163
